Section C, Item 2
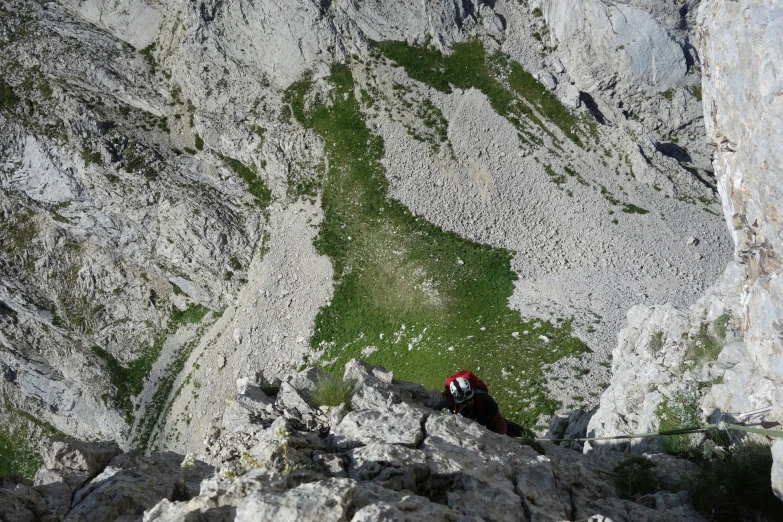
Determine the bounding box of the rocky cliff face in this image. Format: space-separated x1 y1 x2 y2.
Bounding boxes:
585 0 783 501
2 361 708 522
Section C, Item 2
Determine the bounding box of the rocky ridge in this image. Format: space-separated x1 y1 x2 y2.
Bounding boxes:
2 360 707 522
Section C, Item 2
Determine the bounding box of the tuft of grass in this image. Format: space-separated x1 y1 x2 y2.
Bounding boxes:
687 441 783 521
194 133 204 151
140 42 157 71
714 313 730 340
81 148 102 167
311 376 356 408
621 203 649 215
287 63 589 427
613 456 659 499
218 154 272 211
685 323 723 367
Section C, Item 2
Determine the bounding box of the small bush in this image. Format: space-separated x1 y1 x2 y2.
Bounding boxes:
687 441 783 521
613 456 659 499
310 376 355 408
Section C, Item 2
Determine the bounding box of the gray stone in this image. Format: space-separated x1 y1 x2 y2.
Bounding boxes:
330 402 426 450
36 437 121 490
559 84 581 109
65 451 212 522
539 71 557 91
348 443 429 491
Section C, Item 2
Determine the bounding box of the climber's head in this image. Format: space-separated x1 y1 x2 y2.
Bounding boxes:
449 376 474 403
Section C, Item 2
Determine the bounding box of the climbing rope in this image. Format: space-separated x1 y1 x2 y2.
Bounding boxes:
534 410 783 443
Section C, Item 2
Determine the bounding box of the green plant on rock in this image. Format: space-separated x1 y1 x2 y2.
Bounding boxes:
685 322 723 368
218 154 271 212
656 386 702 456
374 39 592 148
647 331 664 354
613 456 659 499
714 313 731 340
311 376 356 408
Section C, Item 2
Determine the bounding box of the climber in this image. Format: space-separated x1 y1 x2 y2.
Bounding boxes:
434 371 525 437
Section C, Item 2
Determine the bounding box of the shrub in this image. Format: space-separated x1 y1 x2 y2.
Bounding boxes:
613 456 659 499
687 441 783 521
310 376 355 408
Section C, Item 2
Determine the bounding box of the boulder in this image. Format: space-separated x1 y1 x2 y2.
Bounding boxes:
329 402 427 450
38 436 121 481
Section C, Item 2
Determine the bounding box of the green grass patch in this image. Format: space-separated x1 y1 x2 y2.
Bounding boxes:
374 39 590 147
0 406 65 478
310 376 356 408
218 154 272 211
139 42 157 71
288 63 588 427
0 426 42 478
92 304 210 427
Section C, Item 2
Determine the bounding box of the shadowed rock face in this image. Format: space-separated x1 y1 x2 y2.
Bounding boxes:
0 361 709 522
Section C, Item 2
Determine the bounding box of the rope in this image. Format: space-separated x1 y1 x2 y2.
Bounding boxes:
534 413 783 443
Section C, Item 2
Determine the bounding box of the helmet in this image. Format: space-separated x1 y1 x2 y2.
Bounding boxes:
449 376 474 403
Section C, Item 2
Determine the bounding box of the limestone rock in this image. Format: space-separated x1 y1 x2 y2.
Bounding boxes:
64 451 212 522
348 443 429 491
330 402 426 449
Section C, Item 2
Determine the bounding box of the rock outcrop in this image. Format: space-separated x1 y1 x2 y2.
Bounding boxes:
0 361 710 522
